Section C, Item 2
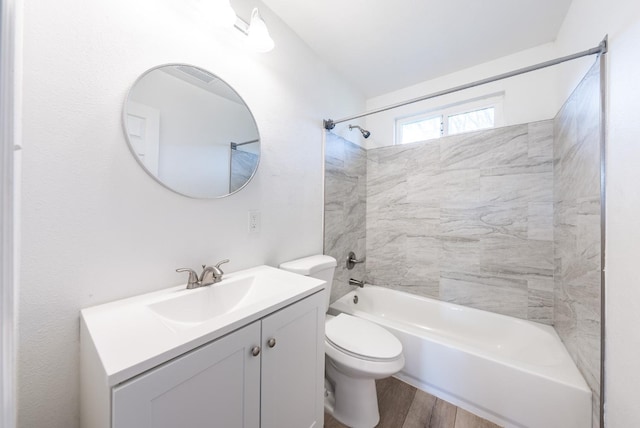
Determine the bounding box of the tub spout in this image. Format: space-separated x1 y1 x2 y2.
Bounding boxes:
349 278 365 288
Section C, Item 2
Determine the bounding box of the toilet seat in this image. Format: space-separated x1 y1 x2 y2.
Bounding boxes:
325 314 403 362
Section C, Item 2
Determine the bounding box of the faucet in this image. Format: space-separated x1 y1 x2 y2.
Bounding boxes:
348 278 366 288
200 259 230 286
176 259 230 289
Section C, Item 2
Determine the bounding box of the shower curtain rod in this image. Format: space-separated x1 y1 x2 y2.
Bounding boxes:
230 139 259 149
323 36 608 130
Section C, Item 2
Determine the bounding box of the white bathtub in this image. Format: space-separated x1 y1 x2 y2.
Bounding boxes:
329 286 591 428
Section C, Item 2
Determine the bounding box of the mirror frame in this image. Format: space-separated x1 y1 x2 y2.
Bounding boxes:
122 63 261 199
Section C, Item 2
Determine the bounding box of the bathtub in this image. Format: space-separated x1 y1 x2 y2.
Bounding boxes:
329 286 591 428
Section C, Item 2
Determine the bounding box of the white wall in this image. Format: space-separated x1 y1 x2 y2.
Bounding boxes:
18 0 364 426
360 42 571 149
554 1 640 426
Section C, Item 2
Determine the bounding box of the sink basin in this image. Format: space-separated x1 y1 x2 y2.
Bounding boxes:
148 276 256 327
80 264 326 386
145 267 305 330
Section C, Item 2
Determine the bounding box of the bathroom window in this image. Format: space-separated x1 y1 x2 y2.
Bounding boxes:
396 114 442 145
448 107 495 135
395 96 503 144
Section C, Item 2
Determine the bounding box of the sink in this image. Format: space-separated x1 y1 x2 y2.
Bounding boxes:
146 267 303 330
80 264 326 386
148 276 256 327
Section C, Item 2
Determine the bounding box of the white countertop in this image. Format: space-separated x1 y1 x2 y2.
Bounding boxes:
81 265 325 386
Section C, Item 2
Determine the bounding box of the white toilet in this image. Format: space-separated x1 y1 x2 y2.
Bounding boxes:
279 255 404 428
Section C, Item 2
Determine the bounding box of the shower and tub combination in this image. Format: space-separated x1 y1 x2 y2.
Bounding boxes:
323 40 605 428
329 286 590 428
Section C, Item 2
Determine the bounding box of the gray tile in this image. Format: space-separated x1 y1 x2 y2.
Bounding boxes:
553 59 602 427
527 202 553 241
528 120 554 162
480 170 553 203
440 271 528 318
440 125 529 170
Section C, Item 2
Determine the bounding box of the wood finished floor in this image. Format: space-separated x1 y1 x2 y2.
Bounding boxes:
324 377 501 428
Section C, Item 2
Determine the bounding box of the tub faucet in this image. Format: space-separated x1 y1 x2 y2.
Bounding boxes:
349 278 365 288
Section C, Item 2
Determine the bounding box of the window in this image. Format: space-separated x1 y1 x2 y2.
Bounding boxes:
397 114 441 145
448 107 495 136
395 96 503 145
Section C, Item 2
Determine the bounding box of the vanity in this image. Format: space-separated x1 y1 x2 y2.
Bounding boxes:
80 265 326 428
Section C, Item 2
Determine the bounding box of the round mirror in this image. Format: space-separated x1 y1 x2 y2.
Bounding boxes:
123 64 260 198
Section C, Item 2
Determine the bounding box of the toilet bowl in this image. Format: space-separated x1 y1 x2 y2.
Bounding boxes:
279 255 405 428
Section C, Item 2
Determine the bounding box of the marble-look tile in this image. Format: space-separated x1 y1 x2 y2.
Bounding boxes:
527 202 553 241
553 60 602 428
439 237 480 274
229 150 258 192
481 236 553 280
527 288 554 324
440 203 527 240
440 271 528 318
440 124 529 170
527 120 554 162
324 132 367 304
480 170 553 203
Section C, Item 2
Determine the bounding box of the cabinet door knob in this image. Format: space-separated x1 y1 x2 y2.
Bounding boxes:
267 338 276 348
251 346 261 357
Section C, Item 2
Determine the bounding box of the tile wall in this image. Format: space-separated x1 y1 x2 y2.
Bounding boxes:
324 132 367 302
323 62 602 426
553 59 602 428
366 122 555 323
229 149 259 193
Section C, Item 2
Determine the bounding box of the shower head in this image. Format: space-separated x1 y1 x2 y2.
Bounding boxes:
349 124 371 139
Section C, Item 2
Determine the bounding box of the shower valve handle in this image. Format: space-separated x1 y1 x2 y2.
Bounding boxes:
346 251 365 270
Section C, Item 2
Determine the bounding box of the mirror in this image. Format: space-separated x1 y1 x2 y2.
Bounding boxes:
123 64 260 198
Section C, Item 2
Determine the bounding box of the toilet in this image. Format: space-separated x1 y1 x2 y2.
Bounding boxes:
279 255 404 428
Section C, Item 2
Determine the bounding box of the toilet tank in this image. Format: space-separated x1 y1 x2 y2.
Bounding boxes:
279 255 337 311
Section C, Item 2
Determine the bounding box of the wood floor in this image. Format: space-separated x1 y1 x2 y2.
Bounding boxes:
324 377 501 428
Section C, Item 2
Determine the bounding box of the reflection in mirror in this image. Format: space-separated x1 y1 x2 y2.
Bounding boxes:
124 64 260 198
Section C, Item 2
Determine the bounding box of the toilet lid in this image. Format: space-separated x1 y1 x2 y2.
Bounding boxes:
325 314 402 361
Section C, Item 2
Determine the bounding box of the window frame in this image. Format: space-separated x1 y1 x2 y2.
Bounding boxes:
395 95 504 145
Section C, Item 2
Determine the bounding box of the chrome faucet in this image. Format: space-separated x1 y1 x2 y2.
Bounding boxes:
349 278 366 288
176 259 230 289
200 259 230 286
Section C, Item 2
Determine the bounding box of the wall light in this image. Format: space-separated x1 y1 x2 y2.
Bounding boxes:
211 0 237 28
235 8 275 53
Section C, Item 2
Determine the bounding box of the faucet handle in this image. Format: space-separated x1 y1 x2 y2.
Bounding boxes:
214 259 230 273
176 268 199 289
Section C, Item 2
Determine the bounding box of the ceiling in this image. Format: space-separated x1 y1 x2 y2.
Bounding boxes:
261 0 574 98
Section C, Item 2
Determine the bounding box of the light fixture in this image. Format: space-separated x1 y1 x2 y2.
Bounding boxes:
242 8 275 53
211 0 237 28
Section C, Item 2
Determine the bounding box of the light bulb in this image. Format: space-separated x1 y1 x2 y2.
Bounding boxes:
246 8 274 53
211 0 237 28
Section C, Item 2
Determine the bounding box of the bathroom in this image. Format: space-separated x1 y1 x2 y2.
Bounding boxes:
1 0 640 427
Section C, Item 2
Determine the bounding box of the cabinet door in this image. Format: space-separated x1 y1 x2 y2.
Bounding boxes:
112 322 261 428
261 291 325 428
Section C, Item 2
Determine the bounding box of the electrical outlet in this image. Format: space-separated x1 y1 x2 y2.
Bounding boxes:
248 210 260 234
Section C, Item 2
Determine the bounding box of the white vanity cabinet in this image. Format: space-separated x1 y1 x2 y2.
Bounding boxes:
89 290 325 428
